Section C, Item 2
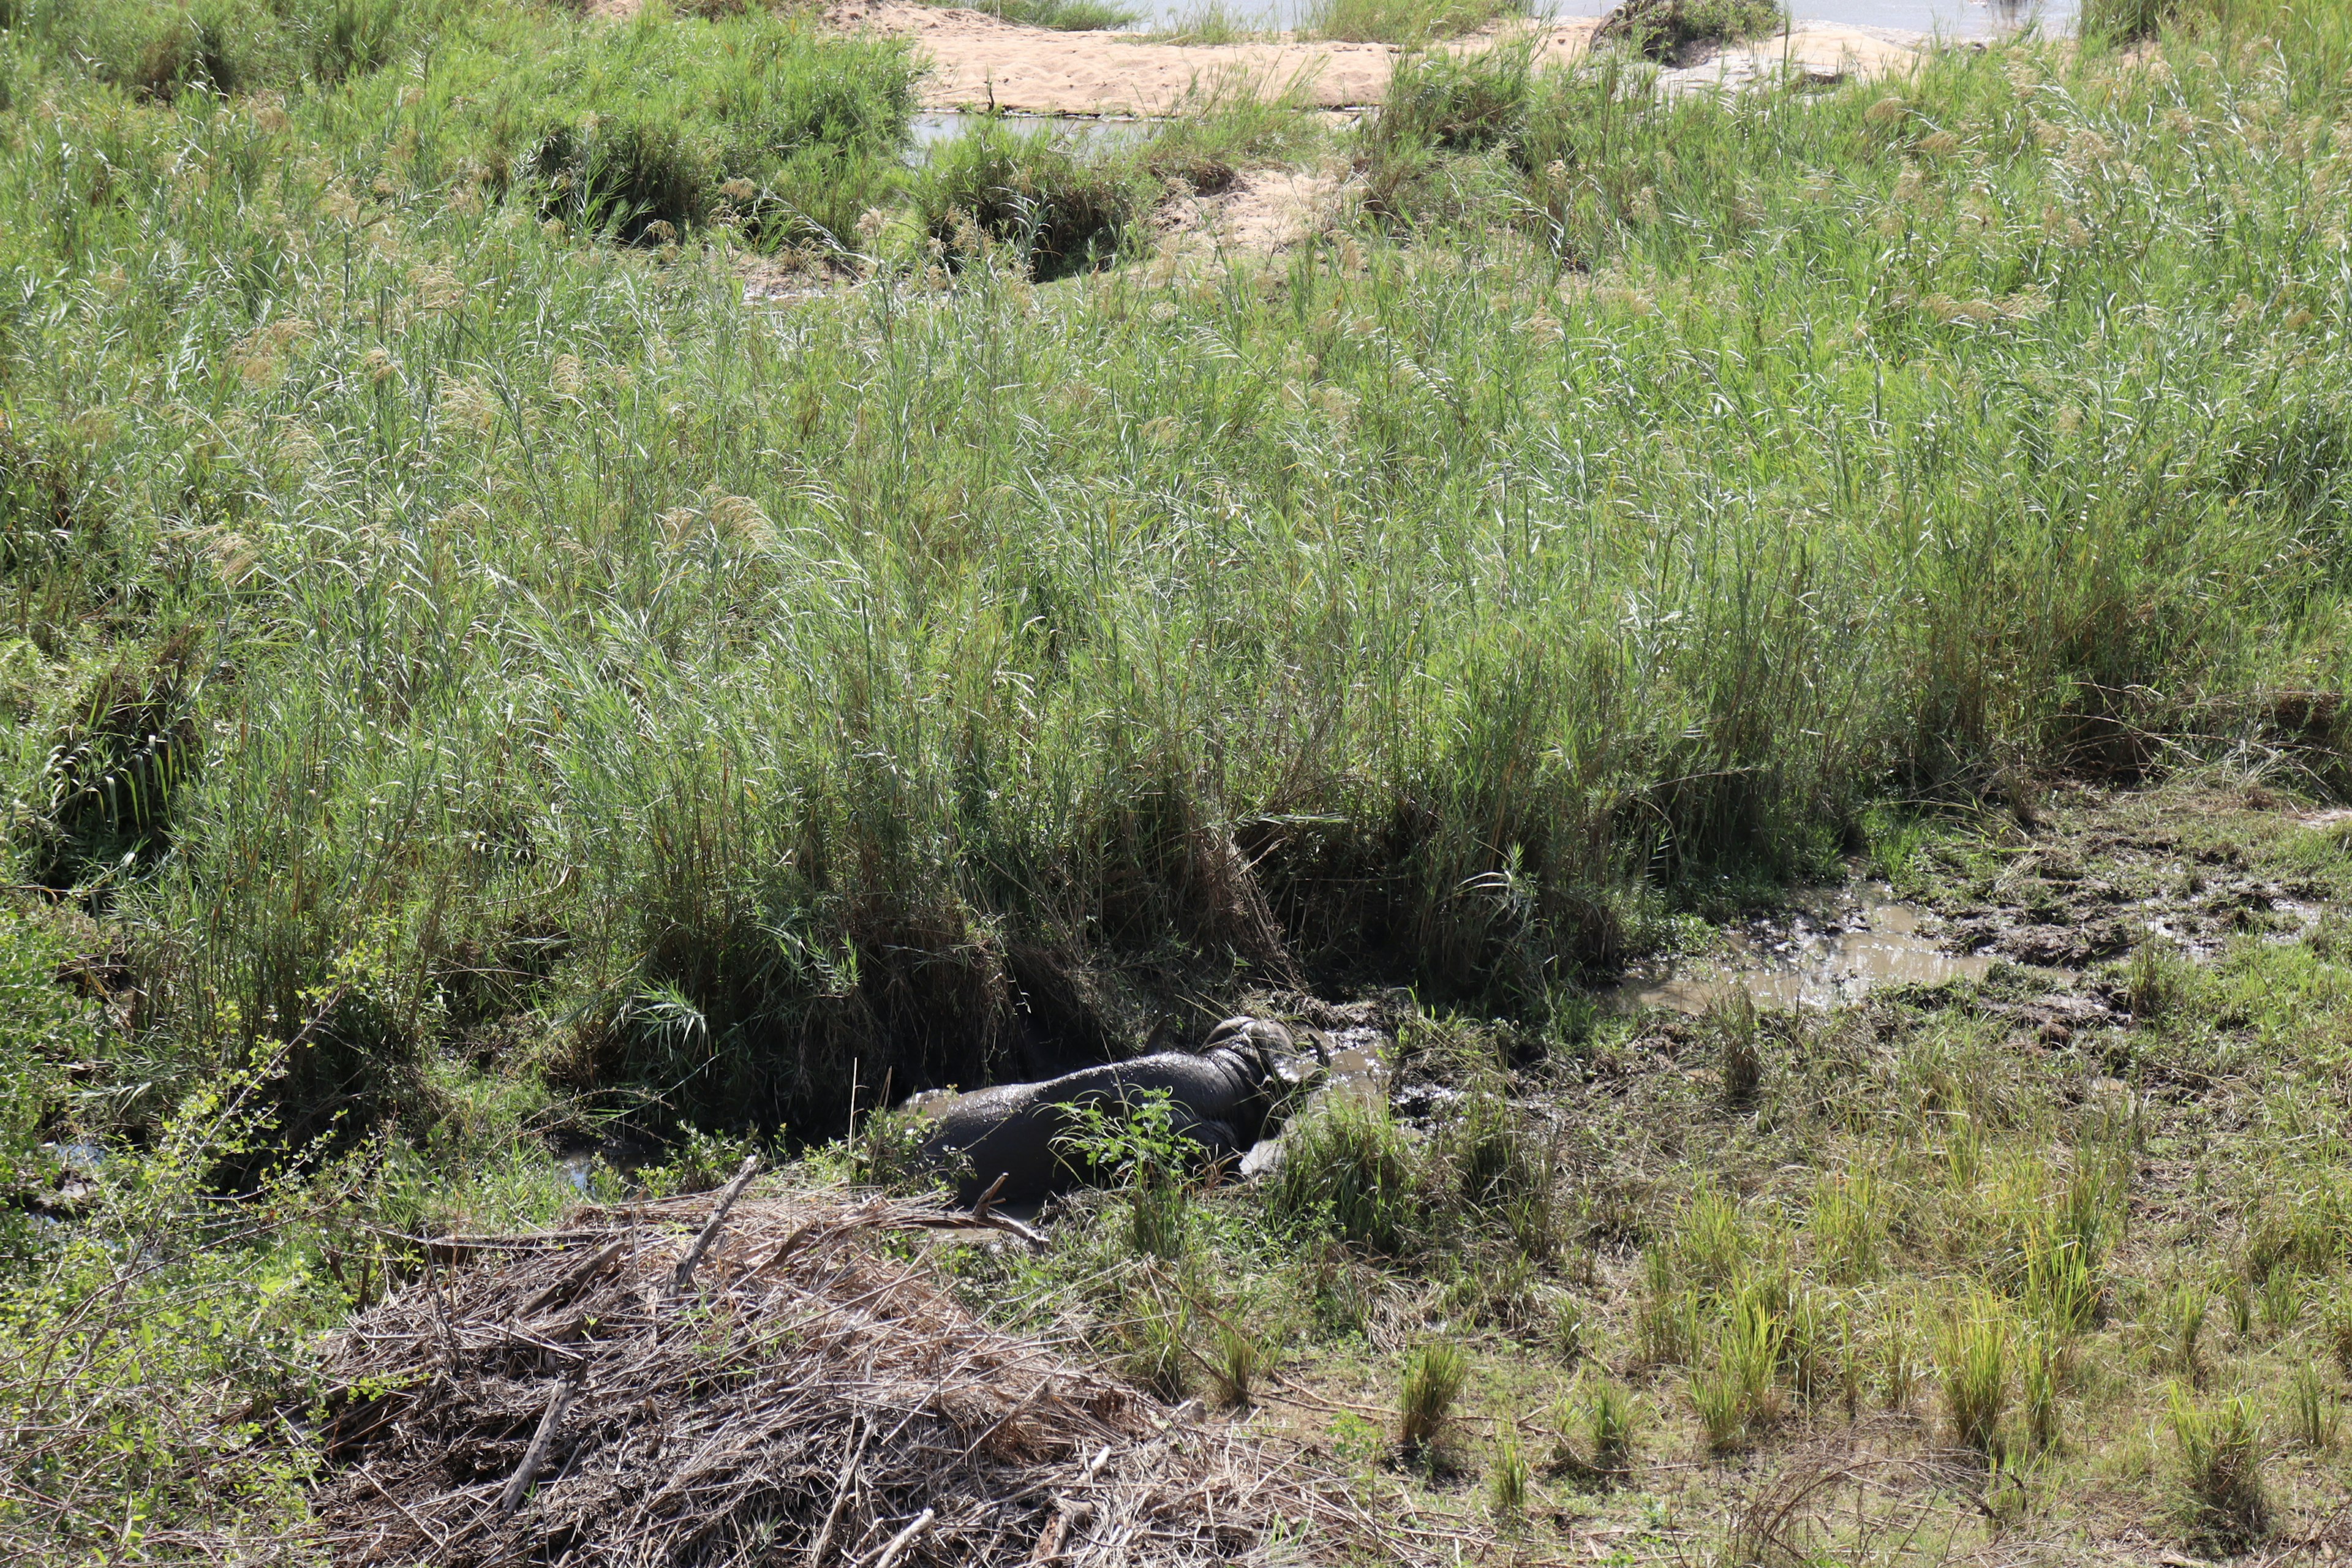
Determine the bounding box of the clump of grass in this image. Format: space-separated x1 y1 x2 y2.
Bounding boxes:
1809 1169 1886 1283
1268 1093 1423 1255
2324 1287 2352 1371
1583 1379 1637 1479
2225 1275 2257 1344
2169 1387 2270 1555
1120 1292 1191 1401
1155 1 1266 42
951 0 1139 27
1713 991 1762 1110
1690 1297 1781 1454
2124 937 2192 1020
914 123 1140 281
2286 1366 2339 1452
1208 1320 1268 1409
1398 1341 1469 1457
1595 0 1784 62
1490 1424 1531 1514
1937 1302 2010 1458
1302 0 1524 46
2021 1330 2060 1452
2258 1263 2303 1337
2161 1281 2210 1385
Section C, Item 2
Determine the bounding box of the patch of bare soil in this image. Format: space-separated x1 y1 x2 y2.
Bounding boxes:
1155 164 1352 265
815 4 1926 113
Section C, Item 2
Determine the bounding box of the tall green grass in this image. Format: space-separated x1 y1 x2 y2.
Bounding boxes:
3 4 2352 1151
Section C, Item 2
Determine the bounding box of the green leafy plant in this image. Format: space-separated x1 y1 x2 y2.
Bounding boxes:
1057 1089 1194 1260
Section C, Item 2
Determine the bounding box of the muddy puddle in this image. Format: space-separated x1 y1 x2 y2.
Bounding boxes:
1609 886 1996 1016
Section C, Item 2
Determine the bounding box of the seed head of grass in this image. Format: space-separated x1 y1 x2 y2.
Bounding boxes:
1398 1341 1469 1457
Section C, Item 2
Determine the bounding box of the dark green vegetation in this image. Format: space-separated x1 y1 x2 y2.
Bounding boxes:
1594 0 1784 62
6 0 2352 1555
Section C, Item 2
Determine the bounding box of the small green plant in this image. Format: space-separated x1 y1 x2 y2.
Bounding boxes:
2169 1387 2269 1554
2162 1281 2209 1385
1058 1090 1194 1260
2021 1331 2060 1452
1208 1319 1268 1409
1713 991 1763 1109
1937 1302 2010 1458
1398 1341 1469 1457
1490 1424 1531 1514
2258 1264 2303 1337
1809 1168 1885 1283
1268 1093 1423 1255
2287 1366 2339 1452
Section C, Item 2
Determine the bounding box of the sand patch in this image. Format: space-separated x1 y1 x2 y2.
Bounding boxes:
820 4 1926 113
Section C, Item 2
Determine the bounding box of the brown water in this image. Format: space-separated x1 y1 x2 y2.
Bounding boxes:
1609 886 1994 1014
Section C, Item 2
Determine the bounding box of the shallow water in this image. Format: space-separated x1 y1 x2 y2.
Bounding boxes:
1129 0 2072 38
1608 886 1995 1014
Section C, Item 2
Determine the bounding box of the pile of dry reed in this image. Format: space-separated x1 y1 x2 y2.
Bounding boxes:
314 1166 1367 1566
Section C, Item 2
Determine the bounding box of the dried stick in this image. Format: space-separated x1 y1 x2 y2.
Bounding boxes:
865 1507 935 1568
805 1414 870 1567
670 1155 761 1297
497 1377 580 1517
519 1237 627 1318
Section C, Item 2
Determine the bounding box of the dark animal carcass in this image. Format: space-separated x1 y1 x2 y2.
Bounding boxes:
909 1017 1319 1205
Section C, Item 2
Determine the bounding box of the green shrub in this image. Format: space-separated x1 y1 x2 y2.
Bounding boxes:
913 122 1140 281
1594 0 1782 61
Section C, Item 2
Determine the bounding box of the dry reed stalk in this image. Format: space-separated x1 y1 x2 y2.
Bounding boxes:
313 1189 1401 1566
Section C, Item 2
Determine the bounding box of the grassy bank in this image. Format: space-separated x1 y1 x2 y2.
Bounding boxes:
5 0 2352 1555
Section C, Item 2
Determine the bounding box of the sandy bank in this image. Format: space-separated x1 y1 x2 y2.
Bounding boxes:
818 2 1928 113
